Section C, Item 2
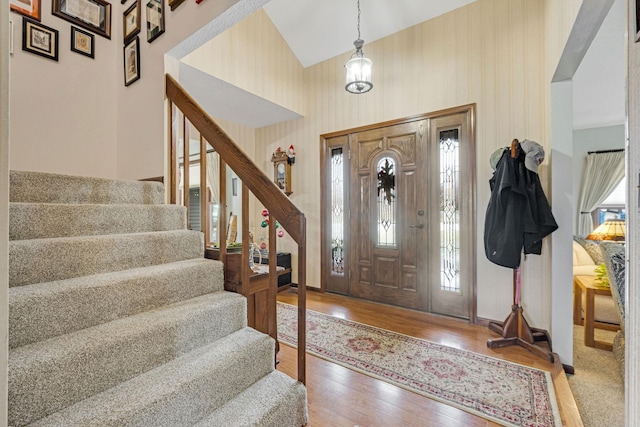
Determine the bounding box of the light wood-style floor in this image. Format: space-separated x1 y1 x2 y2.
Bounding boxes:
276 289 582 427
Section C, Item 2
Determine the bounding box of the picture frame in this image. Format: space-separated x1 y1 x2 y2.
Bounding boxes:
22 17 58 61
10 0 40 20
52 0 111 39
9 20 14 54
146 0 165 43
123 0 141 44
636 0 640 42
123 36 140 86
71 26 94 58
167 0 185 12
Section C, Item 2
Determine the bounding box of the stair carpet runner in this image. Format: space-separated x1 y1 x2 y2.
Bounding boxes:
7 170 308 427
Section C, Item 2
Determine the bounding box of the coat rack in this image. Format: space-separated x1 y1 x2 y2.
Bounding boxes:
486 139 555 363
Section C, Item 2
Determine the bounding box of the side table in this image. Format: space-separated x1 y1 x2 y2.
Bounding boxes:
573 274 617 351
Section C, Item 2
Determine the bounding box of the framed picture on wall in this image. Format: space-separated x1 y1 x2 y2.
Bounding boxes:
123 36 140 86
636 0 640 42
10 0 41 20
146 0 164 43
22 17 58 61
52 0 111 39
168 0 185 11
71 26 94 58
123 0 141 44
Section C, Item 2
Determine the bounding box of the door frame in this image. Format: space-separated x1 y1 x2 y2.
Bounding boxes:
320 104 477 322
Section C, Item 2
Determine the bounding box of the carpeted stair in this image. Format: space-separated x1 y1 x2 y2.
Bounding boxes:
8 170 308 427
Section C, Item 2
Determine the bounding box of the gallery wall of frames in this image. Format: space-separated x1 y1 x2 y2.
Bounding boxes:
8 0 187 86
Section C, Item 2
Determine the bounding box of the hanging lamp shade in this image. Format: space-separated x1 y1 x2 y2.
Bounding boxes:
345 39 373 94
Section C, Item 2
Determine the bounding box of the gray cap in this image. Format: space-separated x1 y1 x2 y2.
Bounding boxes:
490 147 507 170
520 139 545 173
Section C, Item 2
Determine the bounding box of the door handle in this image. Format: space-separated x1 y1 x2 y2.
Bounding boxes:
409 223 424 229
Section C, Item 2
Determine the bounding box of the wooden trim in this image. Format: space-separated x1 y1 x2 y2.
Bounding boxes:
140 176 164 183
319 104 476 140
199 135 207 239
182 115 189 227
168 101 176 204
297 220 306 384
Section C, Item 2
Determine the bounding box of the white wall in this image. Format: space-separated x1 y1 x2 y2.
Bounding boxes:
9 0 119 178
8 0 251 180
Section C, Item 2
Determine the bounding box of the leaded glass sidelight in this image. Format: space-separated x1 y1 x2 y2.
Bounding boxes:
331 148 345 274
377 157 397 247
440 129 461 292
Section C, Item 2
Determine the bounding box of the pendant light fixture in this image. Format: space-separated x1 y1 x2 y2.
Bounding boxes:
345 0 373 94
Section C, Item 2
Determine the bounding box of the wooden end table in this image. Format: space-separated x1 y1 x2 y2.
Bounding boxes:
573 274 617 351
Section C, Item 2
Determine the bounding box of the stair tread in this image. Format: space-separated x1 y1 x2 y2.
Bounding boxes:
9 230 204 287
9 258 224 348
9 202 187 240
29 328 274 427
10 170 165 205
195 370 308 427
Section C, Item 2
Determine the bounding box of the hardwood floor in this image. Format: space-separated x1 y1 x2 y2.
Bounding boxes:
276 289 583 427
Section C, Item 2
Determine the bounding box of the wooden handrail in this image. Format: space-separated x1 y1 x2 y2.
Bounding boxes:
166 75 304 243
165 74 306 384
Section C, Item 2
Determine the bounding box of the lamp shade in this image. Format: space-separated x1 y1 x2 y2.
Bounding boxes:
345 40 373 94
586 219 626 241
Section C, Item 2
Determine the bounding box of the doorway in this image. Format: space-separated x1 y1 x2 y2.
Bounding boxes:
321 105 476 319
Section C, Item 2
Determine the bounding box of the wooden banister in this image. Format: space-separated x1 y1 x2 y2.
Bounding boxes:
165 74 306 384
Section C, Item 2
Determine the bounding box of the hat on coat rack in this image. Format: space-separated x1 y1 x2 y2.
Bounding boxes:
489 147 507 170
520 139 545 173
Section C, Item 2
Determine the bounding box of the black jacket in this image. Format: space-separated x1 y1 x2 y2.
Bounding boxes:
484 146 558 268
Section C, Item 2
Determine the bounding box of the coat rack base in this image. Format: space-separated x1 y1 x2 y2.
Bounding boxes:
487 304 555 363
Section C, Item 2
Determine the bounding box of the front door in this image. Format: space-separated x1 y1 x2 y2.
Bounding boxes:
322 106 475 319
350 121 428 310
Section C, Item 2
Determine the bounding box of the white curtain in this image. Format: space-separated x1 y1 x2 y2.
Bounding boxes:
206 151 220 203
576 151 625 236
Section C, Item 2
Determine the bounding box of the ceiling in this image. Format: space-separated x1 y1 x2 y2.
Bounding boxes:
181 0 625 130
262 0 476 68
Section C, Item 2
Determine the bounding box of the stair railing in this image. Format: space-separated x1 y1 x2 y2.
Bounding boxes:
165 74 306 384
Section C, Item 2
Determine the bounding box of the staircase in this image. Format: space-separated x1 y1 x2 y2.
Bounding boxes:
7 170 308 427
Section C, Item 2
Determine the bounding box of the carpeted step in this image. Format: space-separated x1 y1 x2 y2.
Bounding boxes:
9 202 187 240
8 291 247 427
194 370 308 427
9 258 224 349
9 230 204 287
27 328 275 427
10 170 165 205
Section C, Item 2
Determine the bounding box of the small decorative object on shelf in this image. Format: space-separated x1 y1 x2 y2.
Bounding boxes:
272 147 293 196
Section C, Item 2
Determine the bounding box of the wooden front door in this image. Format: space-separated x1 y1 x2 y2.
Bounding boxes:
349 121 428 310
322 106 475 319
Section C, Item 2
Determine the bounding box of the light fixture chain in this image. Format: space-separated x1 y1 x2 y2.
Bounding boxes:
357 0 361 40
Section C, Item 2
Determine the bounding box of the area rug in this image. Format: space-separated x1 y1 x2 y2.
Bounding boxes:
277 302 561 427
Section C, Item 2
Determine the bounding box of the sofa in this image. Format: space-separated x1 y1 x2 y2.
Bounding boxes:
600 241 626 381
573 238 620 324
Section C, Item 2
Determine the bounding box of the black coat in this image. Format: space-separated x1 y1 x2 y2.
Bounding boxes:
484 146 558 269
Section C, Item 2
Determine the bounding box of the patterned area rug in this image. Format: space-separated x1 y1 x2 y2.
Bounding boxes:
277 302 561 427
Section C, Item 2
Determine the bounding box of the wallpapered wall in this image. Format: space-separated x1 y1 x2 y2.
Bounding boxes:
183 0 583 325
